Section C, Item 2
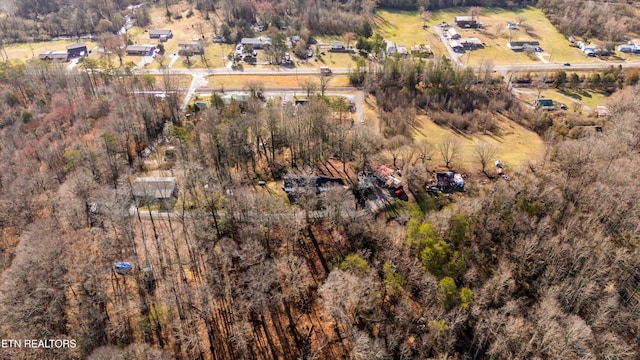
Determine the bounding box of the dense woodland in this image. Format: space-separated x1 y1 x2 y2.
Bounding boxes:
1 1 640 360
0 50 640 360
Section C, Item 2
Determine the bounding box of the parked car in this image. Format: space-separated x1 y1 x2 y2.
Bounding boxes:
559 104 568 110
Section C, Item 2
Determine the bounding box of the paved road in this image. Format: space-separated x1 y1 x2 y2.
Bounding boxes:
135 66 352 76
493 61 640 76
433 23 464 68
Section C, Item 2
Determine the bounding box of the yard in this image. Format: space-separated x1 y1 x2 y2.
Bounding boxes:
3 39 100 62
375 7 603 66
413 114 546 172
374 9 447 59
515 87 609 111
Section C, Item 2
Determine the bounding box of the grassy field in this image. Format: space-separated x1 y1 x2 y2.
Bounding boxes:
376 7 600 66
3 39 100 62
413 114 546 171
515 87 609 110
204 74 350 90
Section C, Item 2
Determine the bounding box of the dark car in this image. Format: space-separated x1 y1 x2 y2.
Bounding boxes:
564 62 571 66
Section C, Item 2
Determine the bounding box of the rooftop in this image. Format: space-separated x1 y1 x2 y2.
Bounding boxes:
132 177 176 199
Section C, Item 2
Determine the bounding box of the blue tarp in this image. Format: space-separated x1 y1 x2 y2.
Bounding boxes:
114 262 132 273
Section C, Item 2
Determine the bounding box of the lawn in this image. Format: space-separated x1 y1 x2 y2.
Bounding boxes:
204 74 350 90
3 39 100 62
413 114 546 171
375 7 601 66
515 87 609 110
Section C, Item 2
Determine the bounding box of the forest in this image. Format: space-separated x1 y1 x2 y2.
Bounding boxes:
0 52 639 360
0 0 640 359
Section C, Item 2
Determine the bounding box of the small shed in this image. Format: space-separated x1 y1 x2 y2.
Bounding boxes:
386 41 397 55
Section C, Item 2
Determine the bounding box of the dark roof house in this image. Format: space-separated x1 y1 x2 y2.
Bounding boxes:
126 44 156 56
507 41 540 51
533 99 554 110
66 43 88 58
455 16 478 28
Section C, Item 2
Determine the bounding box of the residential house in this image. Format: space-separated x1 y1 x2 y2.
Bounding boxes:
447 28 461 40
533 99 555 110
240 37 271 49
38 51 68 61
132 177 177 211
454 16 478 28
221 93 250 105
459 38 483 49
618 44 640 53
507 40 540 51
149 29 173 40
449 40 463 52
282 176 345 195
178 40 204 55
126 44 156 56
66 43 88 58
329 41 346 52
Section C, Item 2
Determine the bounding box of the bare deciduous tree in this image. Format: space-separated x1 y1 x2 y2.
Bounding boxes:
438 137 461 169
474 141 497 175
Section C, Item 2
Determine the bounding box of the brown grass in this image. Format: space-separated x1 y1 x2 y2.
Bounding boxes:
414 114 546 171
204 74 350 90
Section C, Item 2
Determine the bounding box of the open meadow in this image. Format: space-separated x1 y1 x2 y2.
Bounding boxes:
414 114 546 172
514 87 609 111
